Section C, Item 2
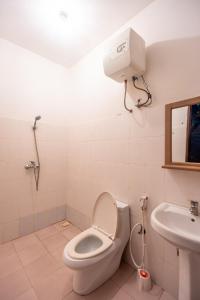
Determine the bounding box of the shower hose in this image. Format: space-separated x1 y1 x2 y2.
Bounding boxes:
33 129 40 191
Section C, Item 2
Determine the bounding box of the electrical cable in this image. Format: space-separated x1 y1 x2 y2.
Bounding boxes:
132 76 152 108
123 80 133 113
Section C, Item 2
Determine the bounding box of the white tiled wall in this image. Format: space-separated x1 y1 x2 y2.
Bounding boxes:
0 118 67 243
64 1 200 297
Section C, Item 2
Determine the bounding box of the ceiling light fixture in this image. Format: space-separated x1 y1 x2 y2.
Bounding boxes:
59 10 68 21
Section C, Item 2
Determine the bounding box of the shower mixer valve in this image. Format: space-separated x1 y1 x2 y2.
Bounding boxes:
24 160 39 169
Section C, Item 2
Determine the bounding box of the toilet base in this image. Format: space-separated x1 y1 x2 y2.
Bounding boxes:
73 249 122 295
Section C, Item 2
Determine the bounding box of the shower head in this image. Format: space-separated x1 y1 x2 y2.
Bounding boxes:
35 115 41 121
33 115 41 130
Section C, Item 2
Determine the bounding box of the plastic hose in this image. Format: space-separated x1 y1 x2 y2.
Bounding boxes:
129 209 146 269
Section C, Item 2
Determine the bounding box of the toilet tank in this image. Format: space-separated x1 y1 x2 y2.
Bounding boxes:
116 200 130 244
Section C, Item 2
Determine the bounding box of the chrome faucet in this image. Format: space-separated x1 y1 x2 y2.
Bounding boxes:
189 200 199 216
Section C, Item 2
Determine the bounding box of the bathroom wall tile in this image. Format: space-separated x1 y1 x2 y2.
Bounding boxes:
163 241 178 269
0 118 67 243
145 225 165 265
0 186 20 223
1 219 20 243
19 215 35 237
62 225 81 241
161 261 179 299
129 108 149 139
66 205 90 230
143 136 164 166
145 105 165 138
164 169 200 207
128 138 146 165
93 116 131 141
92 140 129 164
34 207 58 230
126 164 146 217
144 165 165 215
36 225 58 240
121 272 163 300
56 205 67 222
145 257 164 290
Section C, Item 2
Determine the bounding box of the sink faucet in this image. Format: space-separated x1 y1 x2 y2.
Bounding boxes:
189 200 199 216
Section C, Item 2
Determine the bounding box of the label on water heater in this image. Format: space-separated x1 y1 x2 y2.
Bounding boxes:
110 39 129 59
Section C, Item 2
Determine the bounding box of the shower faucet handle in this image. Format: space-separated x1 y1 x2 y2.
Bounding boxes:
24 160 39 169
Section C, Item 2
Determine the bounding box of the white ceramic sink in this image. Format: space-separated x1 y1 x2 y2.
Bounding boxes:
151 202 200 300
151 202 200 252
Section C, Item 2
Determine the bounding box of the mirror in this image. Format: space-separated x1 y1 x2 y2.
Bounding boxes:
163 96 200 171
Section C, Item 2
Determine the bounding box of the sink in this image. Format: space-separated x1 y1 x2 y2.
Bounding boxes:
151 202 200 252
151 202 200 300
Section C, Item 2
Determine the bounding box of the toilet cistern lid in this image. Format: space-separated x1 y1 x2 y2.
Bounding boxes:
92 192 118 240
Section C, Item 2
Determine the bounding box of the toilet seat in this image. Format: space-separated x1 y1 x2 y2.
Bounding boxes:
66 192 118 260
66 227 113 259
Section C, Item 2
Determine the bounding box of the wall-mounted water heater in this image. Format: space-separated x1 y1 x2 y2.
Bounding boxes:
103 28 145 82
103 28 152 111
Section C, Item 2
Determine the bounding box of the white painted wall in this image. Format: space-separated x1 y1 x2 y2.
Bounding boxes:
0 38 72 125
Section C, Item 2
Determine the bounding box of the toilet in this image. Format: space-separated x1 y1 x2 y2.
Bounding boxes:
63 192 130 295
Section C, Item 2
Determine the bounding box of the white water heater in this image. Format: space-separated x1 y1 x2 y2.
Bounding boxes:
103 28 145 82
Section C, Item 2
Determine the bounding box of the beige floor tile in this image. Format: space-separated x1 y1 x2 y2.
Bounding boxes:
0 242 16 261
25 254 61 286
111 262 134 288
112 288 134 300
35 225 58 240
62 225 81 240
15 288 38 300
0 253 22 279
17 243 47 266
51 245 66 267
0 268 31 300
34 267 73 300
63 291 86 300
85 279 120 300
41 232 68 253
13 234 41 252
121 272 163 300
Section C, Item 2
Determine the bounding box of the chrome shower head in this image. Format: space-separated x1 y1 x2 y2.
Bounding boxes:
33 115 41 130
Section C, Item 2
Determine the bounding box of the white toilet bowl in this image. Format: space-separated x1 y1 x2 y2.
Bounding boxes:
63 192 130 295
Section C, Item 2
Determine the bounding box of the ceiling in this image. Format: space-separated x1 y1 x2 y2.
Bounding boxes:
0 0 153 68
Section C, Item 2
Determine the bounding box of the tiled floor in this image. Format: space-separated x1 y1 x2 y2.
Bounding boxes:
0 221 176 300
